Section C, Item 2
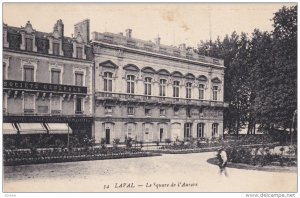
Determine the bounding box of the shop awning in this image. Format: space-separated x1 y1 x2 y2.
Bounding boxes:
45 123 72 134
17 123 47 134
3 123 18 135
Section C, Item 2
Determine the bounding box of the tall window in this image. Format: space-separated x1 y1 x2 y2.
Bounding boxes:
212 123 219 137
53 42 60 56
213 86 218 101
186 82 192 99
184 123 192 140
104 72 113 92
127 75 135 94
159 79 167 97
75 98 82 114
3 62 6 80
145 108 151 116
23 66 34 82
51 70 61 84
199 84 205 100
24 94 34 114
25 38 33 51
186 107 191 117
144 77 152 96
76 47 83 59
173 81 180 98
197 123 205 138
75 73 83 86
51 95 61 115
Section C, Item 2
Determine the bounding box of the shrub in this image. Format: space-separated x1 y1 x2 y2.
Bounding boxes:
100 138 106 149
4 137 16 150
113 138 121 148
164 138 171 145
125 137 133 148
19 137 33 149
54 139 65 148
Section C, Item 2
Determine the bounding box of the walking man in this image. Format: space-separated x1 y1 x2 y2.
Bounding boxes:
217 147 228 177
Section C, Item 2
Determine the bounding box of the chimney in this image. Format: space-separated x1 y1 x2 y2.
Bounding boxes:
155 36 161 45
74 19 90 44
125 29 132 39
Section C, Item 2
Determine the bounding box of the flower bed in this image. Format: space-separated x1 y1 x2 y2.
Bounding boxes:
4 147 161 166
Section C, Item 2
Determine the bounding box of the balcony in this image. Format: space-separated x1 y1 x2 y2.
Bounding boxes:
95 92 226 108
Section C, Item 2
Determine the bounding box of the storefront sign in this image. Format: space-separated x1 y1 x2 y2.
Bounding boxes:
3 80 87 94
3 115 93 123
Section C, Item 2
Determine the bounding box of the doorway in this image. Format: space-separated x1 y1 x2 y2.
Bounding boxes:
105 128 110 144
160 128 164 142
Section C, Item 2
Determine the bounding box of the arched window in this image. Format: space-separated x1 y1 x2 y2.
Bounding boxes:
212 123 219 137
144 77 152 96
173 81 180 98
104 72 113 92
199 84 205 100
186 82 192 99
213 86 218 101
184 123 192 140
159 79 167 97
197 123 205 138
127 75 135 94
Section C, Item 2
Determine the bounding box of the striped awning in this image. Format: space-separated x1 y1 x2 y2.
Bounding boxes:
3 123 18 135
45 123 72 134
17 123 47 134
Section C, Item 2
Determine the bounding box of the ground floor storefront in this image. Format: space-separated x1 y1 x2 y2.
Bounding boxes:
3 115 94 148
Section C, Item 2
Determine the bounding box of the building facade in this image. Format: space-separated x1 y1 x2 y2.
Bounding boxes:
3 20 94 140
3 19 226 144
92 29 226 144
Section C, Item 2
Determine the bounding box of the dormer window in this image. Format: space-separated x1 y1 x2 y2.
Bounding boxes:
20 21 37 52
53 42 60 56
25 38 33 51
76 46 83 59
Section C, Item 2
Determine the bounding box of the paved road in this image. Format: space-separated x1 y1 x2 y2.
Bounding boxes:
4 152 297 192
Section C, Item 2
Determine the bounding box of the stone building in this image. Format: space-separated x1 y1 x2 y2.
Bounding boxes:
3 20 94 141
92 29 226 144
2 19 226 145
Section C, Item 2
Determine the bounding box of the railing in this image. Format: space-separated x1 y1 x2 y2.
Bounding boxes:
95 92 225 107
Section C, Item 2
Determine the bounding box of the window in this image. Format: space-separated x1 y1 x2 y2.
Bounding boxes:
197 123 205 138
174 106 179 116
145 108 151 116
160 109 166 116
199 108 204 117
186 107 191 117
212 123 219 137
144 77 152 96
51 69 61 84
159 79 167 97
25 38 33 51
53 42 60 55
104 72 113 92
3 62 6 80
127 75 135 94
173 81 180 98
24 66 34 82
184 123 192 140
199 84 205 100
186 82 192 99
213 86 218 101
128 107 134 115
24 94 34 115
105 106 113 114
51 96 61 115
75 98 82 114
76 47 83 59
75 73 83 86
127 123 135 138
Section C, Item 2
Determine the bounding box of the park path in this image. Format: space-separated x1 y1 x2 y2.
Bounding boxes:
4 152 297 192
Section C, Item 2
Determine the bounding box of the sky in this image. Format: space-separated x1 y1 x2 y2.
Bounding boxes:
3 3 296 48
